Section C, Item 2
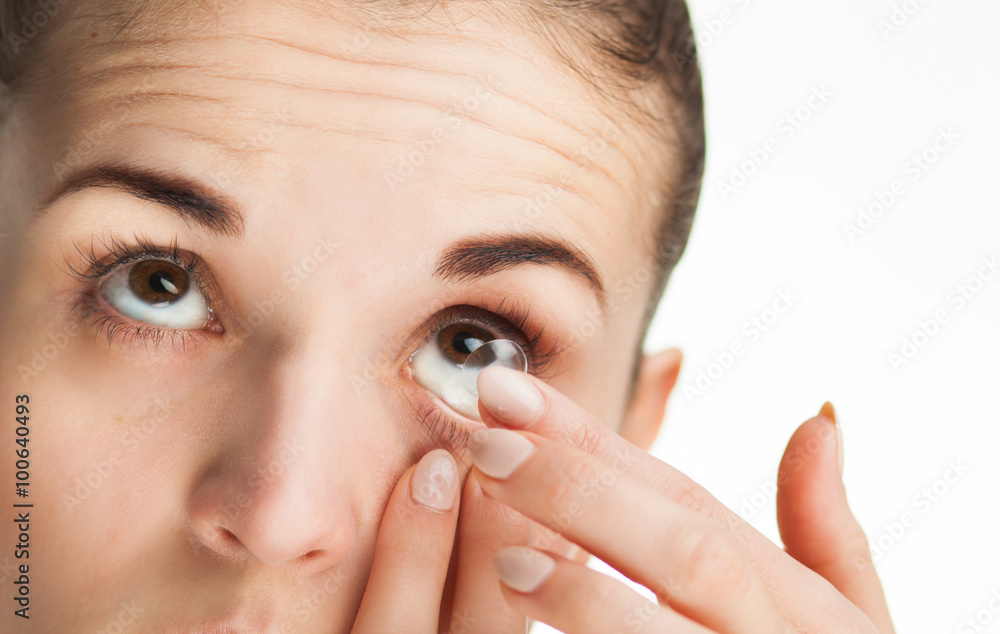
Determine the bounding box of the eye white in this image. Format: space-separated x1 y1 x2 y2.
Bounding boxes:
410 336 484 420
100 259 210 329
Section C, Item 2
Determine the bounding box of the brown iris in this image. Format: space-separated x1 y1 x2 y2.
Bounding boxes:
128 259 189 306
437 323 492 365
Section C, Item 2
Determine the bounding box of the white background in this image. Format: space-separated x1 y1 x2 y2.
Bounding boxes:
535 0 1000 632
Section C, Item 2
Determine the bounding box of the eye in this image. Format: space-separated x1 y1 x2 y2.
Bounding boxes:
99 258 212 329
409 318 506 421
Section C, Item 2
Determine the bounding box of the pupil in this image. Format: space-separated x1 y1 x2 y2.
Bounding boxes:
452 331 485 356
149 271 176 295
129 259 189 304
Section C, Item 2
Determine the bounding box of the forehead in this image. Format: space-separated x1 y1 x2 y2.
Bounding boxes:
26 1 659 292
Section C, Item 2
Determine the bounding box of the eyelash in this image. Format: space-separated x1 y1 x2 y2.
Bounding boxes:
65 236 567 380
419 299 562 380
409 301 566 454
66 233 215 351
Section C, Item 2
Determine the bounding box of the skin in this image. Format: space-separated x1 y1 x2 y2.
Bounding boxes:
0 1 894 632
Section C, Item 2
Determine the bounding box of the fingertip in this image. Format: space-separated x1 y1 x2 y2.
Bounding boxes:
410 447 460 513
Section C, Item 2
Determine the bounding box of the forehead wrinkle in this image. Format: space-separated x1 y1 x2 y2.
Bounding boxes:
61 10 653 233
90 31 635 162
77 28 639 191
85 70 630 202
113 121 284 157
464 176 606 216
203 69 623 186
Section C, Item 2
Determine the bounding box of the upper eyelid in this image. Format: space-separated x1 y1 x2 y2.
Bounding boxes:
65 239 566 379
66 234 198 279
66 236 214 301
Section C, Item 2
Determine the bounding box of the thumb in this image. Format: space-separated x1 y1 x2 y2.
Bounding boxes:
776 402 895 633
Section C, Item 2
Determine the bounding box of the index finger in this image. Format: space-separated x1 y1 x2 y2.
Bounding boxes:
474 366 868 634
475 365 741 533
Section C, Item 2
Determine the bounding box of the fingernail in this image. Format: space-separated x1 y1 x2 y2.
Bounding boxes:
495 546 556 593
477 366 545 428
469 428 536 479
819 401 844 476
410 448 459 512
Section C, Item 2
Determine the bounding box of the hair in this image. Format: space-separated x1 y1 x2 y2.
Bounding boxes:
0 0 704 405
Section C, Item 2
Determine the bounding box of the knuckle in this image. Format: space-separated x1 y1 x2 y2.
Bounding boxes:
564 572 622 628
568 420 610 456
659 478 719 521
543 453 598 519
674 527 754 601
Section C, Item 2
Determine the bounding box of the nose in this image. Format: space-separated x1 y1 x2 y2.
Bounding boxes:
187 434 355 571
187 342 357 572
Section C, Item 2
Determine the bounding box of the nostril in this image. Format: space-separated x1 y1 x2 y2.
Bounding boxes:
302 549 324 562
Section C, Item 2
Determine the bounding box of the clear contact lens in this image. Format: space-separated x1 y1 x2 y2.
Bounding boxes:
460 339 528 397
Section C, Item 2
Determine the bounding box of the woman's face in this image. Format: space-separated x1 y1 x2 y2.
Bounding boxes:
0 2 668 631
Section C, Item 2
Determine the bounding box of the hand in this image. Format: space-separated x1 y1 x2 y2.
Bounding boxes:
466 364 896 633
351 444 531 633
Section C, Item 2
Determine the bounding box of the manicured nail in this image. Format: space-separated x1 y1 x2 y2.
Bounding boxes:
469 428 536 479
819 401 844 476
477 366 545 428
495 546 556 593
410 448 459 512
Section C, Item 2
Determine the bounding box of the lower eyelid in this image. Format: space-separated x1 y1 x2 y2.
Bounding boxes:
71 291 214 352
399 370 477 456
419 405 473 457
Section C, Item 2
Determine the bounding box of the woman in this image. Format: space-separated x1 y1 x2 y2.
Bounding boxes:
0 0 894 631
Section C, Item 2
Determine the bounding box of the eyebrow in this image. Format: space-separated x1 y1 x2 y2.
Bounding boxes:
35 164 606 309
36 165 245 237
434 232 608 312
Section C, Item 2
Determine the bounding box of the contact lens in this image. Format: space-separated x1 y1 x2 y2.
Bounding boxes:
460 339 529 397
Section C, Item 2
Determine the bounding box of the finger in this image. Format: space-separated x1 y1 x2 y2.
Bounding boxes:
494 545 716 634
476 366 765 544
352 448 460 633
470 429 783 634
777 403 896 633
476 367 878 632
445 474 531 633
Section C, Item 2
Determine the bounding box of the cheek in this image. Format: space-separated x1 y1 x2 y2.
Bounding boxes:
0 360 202 622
